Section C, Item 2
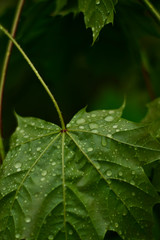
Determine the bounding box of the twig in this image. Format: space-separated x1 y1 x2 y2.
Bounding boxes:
0 0 25 162
139 0 160 25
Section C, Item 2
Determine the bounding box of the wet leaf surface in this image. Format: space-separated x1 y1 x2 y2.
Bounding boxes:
78 0 118 42
0 105 160 240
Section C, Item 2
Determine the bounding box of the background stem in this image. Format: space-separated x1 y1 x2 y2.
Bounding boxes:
0 0 25 162
0 25 66 130
139 0 160 24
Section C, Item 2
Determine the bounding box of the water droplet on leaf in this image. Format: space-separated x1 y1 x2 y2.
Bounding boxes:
89 123 98 129
79 126 84 129
76 118 85 124
15 163 22 169
101 136 107 146
69 230 73 235
107 170 112 176
15 233 20 238
115 223 119 228
87 147 93 152
107 134 112 138
92 129 98 133
109 110 114 114
48 235 54 240
41 170 47 176
25 216 31 223
130 180 135 185
105 116 114 122
94 162 100 169
118 171 123 176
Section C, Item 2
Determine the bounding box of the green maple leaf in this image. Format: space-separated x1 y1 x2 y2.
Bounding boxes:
143 97 160 140
78 0 118 42
142 98 160 193
0 105 160 240
54 0 118 42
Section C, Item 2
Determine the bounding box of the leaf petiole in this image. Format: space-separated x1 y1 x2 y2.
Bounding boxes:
139 0 160 24
0 0 25 162
0 24 66 131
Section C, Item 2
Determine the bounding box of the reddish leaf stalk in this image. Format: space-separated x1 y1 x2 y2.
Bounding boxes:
0 0 25 161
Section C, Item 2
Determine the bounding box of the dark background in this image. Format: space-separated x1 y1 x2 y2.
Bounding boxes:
0 0 160 139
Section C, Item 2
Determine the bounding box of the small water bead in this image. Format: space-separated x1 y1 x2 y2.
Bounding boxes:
132 192 136 196
52 162 56 166
132 170 135 175
24 135 29 138
123 209 127 216
76 118 85 124
115 223 119 228
87 147 93 152
48 235 54 240
25 216 31 223
105 116 114 122
89 123 98 129
96 0 100 4
91 129 98 133
41 177 45 181
113 125 118 129
69 230 73 235
91 114 96 117
101 136 107 146
94 162 100 170
107 134 112 138
15 162 22 169
41 170 47 176
109 110 115 114
107 170 112 177
79 126 84 129
15 233 20 238
130 180 135 185
118 171 123 177
37 147 41 152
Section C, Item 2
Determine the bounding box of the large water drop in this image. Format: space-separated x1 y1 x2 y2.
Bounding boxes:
76 118 85 124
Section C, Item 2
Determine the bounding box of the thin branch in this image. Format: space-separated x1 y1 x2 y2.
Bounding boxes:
0 0 25 162
139 0 160 24
142 66 156 100
0 25 66 131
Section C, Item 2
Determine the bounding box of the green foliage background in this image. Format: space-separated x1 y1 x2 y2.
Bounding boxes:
0 0 160 138
0 0 160 239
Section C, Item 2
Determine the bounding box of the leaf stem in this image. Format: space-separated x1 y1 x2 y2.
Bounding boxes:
139 0 160 24
0 25 66 130
0 0 25 162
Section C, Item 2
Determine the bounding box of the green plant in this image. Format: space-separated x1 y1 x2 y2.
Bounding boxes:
0 0 160 239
